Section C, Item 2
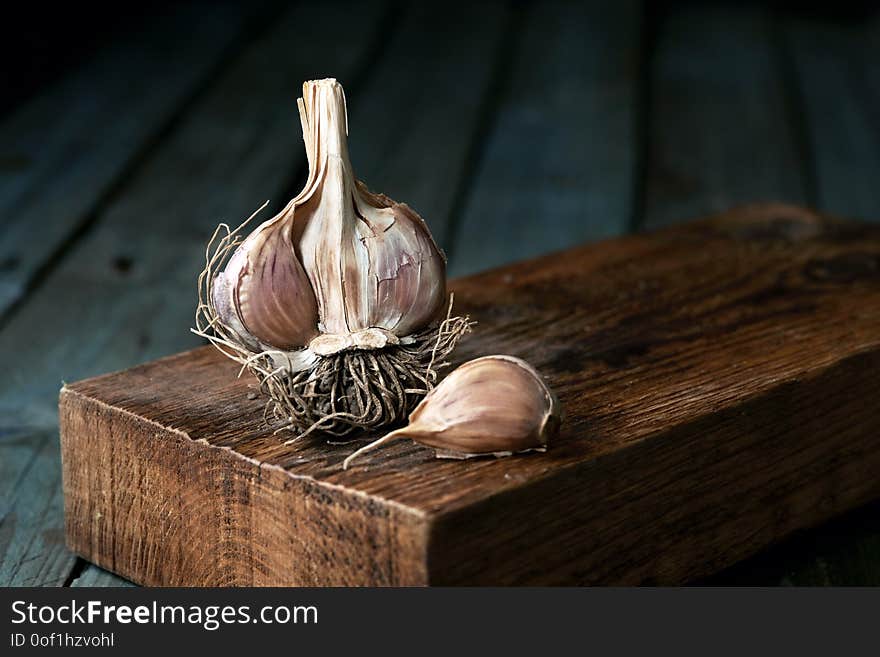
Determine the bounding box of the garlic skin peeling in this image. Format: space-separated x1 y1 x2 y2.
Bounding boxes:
342 355 561 469
195 78 471 437
212 78 446 366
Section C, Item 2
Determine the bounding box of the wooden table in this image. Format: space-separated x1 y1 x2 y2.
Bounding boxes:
1 0 878 587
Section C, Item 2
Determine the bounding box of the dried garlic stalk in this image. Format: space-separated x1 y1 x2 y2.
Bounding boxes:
195 79 472 437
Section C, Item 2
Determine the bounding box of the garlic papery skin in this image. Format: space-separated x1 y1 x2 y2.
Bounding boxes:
211 213 320 352
194 78 472 438
343 355 561 469
293 79 447 343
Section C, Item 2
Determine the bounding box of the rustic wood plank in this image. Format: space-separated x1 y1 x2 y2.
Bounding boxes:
60 205 880 585
0 1 390 586
347 0 509 248
0 433 70 586
700 9 880 586
782 12 880 222
0 429 53 583
61 387 428 586
71 565 134 588
0 429 48 521
643 4 807 229
0 1 268 318
448 0 642 276
706 498 880 586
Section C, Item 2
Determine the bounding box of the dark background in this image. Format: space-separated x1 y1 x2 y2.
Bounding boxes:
1 0 878 587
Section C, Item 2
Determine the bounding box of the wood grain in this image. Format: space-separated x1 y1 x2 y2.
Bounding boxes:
60 204 880 585
0 1 267 317
782 12 880 222
643 5 806 229
449 0 642 276
71 565 134 588
703 8 880 585
0 430 71 586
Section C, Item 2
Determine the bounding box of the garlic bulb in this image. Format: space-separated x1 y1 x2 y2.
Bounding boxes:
343 355 561 469
195 79 472 437
211 78 446 361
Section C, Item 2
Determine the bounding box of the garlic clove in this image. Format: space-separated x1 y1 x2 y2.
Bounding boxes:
214 217 319 350
352 188 447 336
342 355 561 469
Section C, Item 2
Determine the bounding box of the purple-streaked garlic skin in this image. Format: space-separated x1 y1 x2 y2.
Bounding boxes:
211 268 257 352
212 220 319 351
354 195 447 337
293 80 447 339
404 355 561 455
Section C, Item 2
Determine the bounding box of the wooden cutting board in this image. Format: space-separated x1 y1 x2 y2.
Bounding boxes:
59 203 880 585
